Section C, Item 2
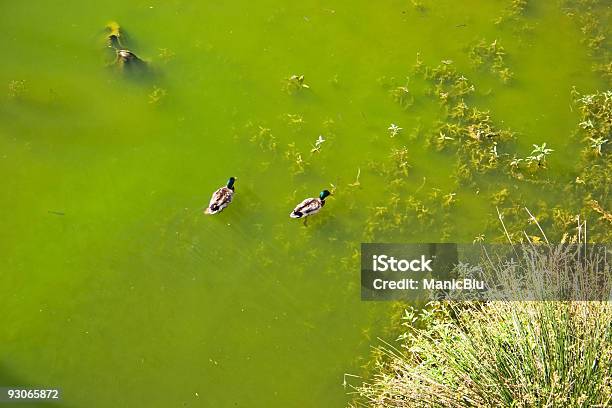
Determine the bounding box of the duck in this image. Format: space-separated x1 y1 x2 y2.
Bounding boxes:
105 21 124 49
116 49 142 63
205 177 236 215
104 22 146 71
290 190 331 225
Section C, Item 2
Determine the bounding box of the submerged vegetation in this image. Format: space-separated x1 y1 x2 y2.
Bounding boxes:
283 74 310 94
148 86 167 104
563 0 612 85
566 89 612 240
7 79 26 98
2 0 611 407
351 2 611 405
468 39 513 83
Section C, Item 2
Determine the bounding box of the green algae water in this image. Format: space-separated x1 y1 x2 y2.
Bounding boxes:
0 1 610 407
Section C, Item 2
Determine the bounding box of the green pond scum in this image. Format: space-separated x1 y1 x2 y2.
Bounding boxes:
0 0 610 407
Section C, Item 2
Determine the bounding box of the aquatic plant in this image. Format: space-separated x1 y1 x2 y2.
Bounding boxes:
284 142 308 174
390 147 411 176
148 86 167 104
423 62 475 104
389 84 414 110
283 74 310 94
8 80 26 98
246 123 277 151
410 0 426 12
387 124 403 138
407 58 517 188
310 135 326 153
589 199 612 224
473 234 485 243
158 48 176 62
563 0 611 84
568 89 611 240
284 113 305 131
593 61 612 86
588 136 608 155
468 39 513 83
348 168 362 188
495 0 528 24
575 90 612 153
526 142 554 167
350 247 612 407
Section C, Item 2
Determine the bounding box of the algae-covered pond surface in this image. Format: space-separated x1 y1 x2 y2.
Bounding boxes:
0 1 610 407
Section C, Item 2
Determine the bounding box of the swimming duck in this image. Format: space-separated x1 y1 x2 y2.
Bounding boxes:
290 190 331 224
205 177 236 215
116 49 143 64
104 22 146 70
105 21 124 49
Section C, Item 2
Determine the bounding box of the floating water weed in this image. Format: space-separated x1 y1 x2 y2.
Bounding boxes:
563 1 611 83
593 61 612 85
310 135 326 153
495 0 528 24
413 59 517 183
424 61 475 104
527 142 554 167
468 39 514 83
390 147 411 176
322 118 337 137
284 142 308 174
348 168 362 188
473 233 485 243
441 192 456 207
284 113 305 131
8 80 26 98
589 199 612 224
388 123 403 137
148 86 167 104
588 136 608 155
158 48 175 62
283 74 310 94
575 90 612 149
389 84 414 110
410 0 426 12
569 89 611 240
246 123 277 151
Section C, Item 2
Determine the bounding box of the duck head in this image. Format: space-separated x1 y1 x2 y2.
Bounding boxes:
227 177 236 190
319 190 331 200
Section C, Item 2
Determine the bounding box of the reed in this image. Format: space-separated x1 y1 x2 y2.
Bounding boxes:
349 243 612 407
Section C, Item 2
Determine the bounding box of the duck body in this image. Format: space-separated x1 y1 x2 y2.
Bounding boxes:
205 177 236 215
290 190 331 219
104 22 147 72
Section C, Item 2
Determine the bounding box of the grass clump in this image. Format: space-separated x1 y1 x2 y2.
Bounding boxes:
349 247 612 407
